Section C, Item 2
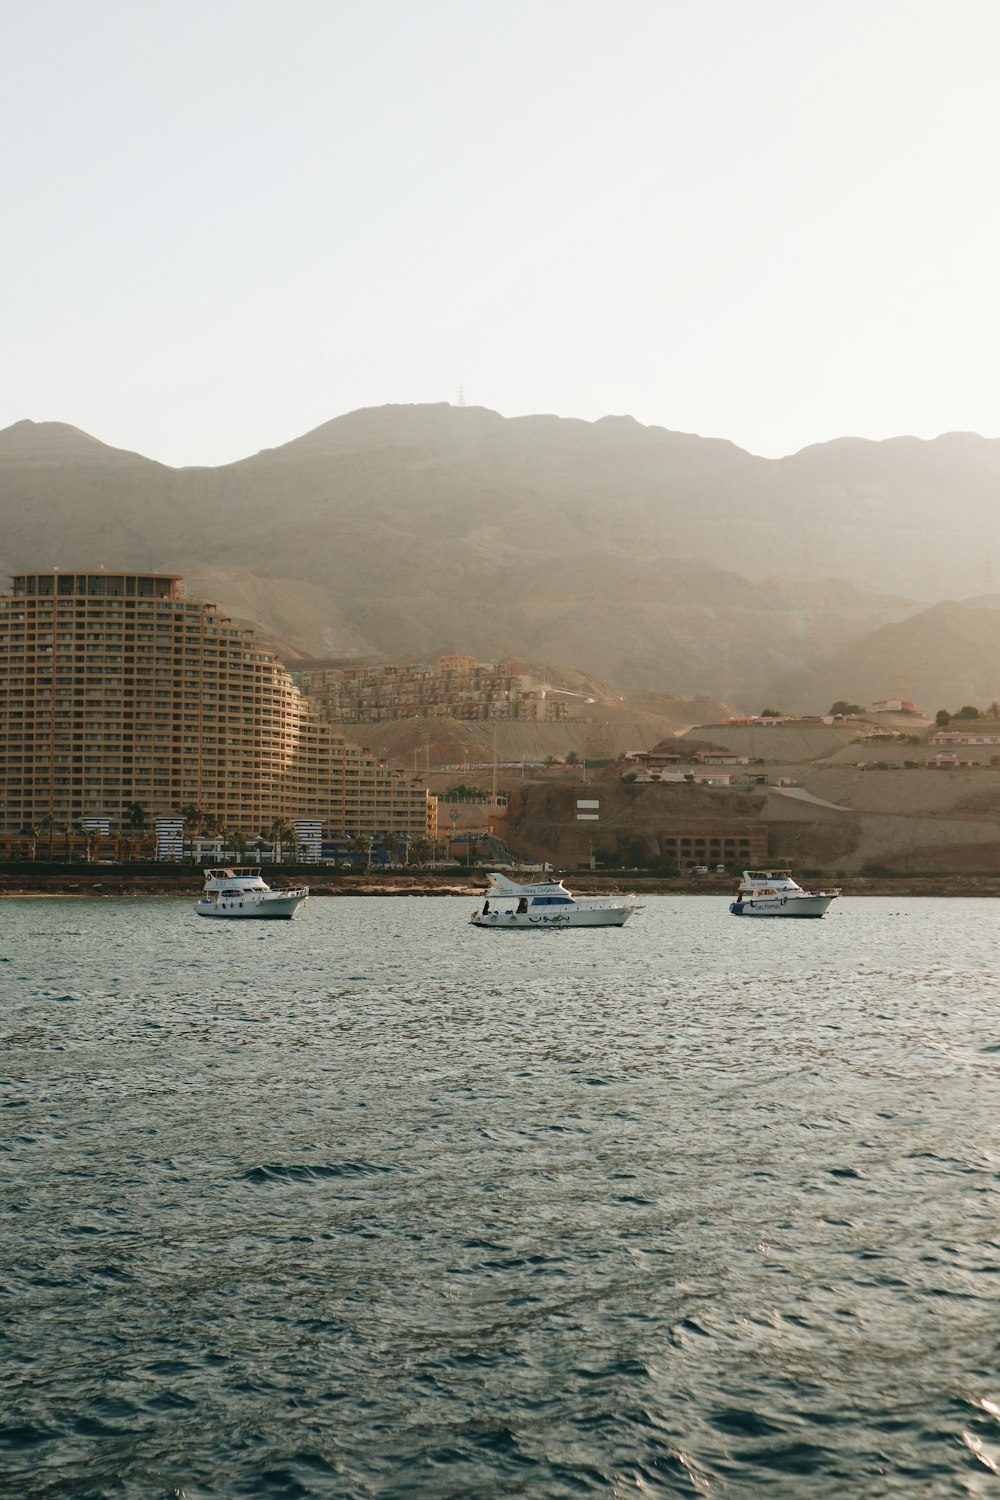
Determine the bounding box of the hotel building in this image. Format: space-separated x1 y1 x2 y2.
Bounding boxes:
0 571 436 839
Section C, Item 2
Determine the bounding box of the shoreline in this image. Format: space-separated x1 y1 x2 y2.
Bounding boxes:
4 872 1000 898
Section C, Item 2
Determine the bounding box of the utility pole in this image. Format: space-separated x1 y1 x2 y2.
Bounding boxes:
491 719 498 802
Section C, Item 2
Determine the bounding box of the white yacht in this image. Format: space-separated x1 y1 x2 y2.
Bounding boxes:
471 872 640 929
730 869 839 919
195 867 309 920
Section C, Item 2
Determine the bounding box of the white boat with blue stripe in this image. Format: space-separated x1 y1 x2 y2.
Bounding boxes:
729 869 839 918
471 872 639 929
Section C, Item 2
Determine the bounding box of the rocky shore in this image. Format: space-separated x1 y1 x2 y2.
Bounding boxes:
3 871 1000 898
0 872 481 898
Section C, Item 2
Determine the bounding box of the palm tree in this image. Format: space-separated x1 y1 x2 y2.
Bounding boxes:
382 830 402 867
267 817 292 862
180 803 207 834
348 833 369 868
410 836 432 866
40 812 55 858
14 826 37 860
180 804 211 862
124 801 146 830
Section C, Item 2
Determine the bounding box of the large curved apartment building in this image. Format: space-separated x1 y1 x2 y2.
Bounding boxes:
0 571 436 838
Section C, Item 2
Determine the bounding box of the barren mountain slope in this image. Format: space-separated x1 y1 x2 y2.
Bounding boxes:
4 403 991 702
793 601 1000 714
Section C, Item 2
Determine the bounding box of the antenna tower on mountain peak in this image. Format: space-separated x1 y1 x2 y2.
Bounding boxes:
456 385 466 407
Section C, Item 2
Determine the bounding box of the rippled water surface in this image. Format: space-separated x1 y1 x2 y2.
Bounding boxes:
4 895 1000 1497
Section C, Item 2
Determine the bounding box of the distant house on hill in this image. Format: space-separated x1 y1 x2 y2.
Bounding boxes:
625 746 746 784
872 698 918 714
630 767 735 786
930 722 1000 746
726 715 791 727
625 748 683 769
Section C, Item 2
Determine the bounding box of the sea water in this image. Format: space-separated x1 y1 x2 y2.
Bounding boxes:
3 895 1000 1497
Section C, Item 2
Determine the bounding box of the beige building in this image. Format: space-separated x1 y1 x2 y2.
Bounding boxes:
299 653 570 724
0 571 436 838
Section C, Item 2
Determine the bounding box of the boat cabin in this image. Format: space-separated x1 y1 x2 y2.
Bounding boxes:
738 869 804 894
201 866 271 894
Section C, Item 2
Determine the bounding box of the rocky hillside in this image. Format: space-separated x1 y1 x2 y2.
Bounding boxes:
790 600 1000 715
5 403 999 705
503 733 1000 876
346 690 739 769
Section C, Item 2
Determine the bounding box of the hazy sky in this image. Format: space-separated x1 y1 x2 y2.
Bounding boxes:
3 0 998 466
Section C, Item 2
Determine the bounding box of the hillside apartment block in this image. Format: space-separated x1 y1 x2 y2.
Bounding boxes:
298 654 570 724
0 572 436 840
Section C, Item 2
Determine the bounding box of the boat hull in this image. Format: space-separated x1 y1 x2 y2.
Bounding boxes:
195 895 307 919
471 907 634 928
729 894 836 918
471 871 639 929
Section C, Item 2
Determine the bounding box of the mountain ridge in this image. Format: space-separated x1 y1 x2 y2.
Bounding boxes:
8 407 1000 469
2 402 998 707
